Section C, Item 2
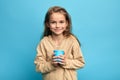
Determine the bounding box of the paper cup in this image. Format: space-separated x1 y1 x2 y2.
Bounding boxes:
54 50 64 62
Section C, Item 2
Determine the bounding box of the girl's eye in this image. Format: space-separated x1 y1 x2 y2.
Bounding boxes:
60 21 64 23
50 21 56 24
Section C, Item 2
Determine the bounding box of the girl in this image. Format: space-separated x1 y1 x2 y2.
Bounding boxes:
34 6 85 80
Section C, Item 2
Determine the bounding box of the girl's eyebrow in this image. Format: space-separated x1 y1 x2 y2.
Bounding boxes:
49 20 55 22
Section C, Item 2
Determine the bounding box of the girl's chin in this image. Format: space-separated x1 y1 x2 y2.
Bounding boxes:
52 32 63 36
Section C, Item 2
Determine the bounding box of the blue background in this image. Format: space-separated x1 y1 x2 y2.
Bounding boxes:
0 0 120 80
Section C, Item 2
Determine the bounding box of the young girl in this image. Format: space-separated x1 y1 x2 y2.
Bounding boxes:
34 6 85 80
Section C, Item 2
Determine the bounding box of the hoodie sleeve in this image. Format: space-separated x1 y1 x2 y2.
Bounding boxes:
34 41 56 74
62 39 85 70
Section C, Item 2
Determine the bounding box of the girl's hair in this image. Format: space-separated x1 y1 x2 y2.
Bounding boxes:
42 6 81 46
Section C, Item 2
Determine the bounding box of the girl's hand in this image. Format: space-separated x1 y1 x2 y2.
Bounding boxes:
52 55 59 67
58 55 66 66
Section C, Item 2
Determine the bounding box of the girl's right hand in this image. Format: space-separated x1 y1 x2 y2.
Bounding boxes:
52 55 59 67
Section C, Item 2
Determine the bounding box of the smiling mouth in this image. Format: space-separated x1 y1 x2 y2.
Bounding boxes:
54 29 62 31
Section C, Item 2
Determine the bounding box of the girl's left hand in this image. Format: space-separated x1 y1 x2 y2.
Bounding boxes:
58 55 66 66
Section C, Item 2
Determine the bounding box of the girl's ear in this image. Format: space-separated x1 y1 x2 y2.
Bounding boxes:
46 22 50 28
66 21 68 27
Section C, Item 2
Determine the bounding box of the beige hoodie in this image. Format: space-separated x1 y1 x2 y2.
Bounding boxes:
34 35 85 80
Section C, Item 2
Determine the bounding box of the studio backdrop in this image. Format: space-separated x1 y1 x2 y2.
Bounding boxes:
0 0 120 80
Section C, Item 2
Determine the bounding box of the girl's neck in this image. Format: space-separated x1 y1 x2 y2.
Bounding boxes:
51 34 65 46
51 34 64 41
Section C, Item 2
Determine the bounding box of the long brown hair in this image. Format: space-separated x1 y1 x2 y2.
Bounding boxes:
42 6 81 46
43 6 72 37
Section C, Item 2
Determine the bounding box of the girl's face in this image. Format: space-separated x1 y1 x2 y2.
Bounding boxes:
48 12 68 36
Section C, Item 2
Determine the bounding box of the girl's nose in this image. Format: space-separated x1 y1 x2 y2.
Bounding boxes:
56 23 60 28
